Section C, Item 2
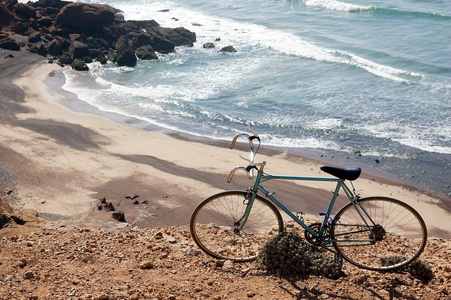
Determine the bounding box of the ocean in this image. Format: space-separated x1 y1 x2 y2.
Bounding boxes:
39 1 451 195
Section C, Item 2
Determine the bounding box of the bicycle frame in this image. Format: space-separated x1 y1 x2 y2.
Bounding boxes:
228 129 378 247
248 172 380 251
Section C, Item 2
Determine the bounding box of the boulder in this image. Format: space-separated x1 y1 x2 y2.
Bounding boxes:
132 32 153 49
71 58 89 71
151 26 196 47
148 34 175 54
136 45 158 60
0 37 20 51
37 16 53 28
70 40 90 58
115 35 137 67
0 3 15 28
13 3 37 19
55 2 115 29
203 42 215 49
46 38 63 55
27 30 41 43
58 53 74 65
112 211 126 222
219 45 237 53
37 43 47 56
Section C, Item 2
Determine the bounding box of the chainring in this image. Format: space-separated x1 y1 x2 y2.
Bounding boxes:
304 223 331 246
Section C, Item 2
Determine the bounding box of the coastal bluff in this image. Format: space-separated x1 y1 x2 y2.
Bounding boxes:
0 0 196 69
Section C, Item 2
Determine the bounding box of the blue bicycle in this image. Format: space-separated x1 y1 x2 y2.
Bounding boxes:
190 129 427 271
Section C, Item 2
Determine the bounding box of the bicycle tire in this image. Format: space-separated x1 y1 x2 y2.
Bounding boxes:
331 197 427 271
190 191 283 261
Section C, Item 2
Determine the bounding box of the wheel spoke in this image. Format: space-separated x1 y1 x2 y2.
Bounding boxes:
190 191 283 261
332 197 427 271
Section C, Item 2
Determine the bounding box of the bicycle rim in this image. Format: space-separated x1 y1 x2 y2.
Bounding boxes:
331 197 427 271
190 191 283 261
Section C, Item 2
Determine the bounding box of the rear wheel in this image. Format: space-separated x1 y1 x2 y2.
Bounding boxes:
331 197 427 271
190 191 283 261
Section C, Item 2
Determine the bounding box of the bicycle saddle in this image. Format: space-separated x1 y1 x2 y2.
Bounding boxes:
320 166 361 181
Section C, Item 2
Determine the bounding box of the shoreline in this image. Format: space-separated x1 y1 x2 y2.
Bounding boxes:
52 66 440 194
1 50 450 238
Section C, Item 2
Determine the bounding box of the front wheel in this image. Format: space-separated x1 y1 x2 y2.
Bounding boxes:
331 197 427 271
190 191 283 261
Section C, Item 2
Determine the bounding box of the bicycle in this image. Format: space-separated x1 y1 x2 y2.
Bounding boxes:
190 129 427 271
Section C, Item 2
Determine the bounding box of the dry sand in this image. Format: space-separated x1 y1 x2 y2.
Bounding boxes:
1 53 450 237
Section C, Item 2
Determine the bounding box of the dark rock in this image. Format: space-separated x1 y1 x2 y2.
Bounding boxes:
132 32 153 49
219 46 237 53
13 3 37 19
136 45 158 60
0 3 15 28
27 31 41 43
115 35 137 67
37 43 47 56
47 38 62 56
37 16 53 28
71 59 89 71
0 213 12 229
203 42 215 49
148 34 175 54
70 40 90 58
27 44 39 53
97 197 116 211
151 26 196 47
58 53 73 65
31 0 69 11
127 20 159 29
0 37 20 51
125 193 139 200
11 20 29 34
96 55 107 64
112 211 126 222
55 3 115 29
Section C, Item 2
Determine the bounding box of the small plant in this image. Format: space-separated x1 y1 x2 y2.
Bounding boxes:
256 232 342 279
380 255 433 281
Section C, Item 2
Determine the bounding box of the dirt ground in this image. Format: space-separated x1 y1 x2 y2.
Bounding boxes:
0 217 450 300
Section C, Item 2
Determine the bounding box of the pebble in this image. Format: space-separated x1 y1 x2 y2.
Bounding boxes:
23 271 35 280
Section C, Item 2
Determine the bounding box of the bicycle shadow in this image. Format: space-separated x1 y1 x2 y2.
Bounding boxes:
250 269 432 300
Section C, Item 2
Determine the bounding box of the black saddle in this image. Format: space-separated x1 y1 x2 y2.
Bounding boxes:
320 166 361 181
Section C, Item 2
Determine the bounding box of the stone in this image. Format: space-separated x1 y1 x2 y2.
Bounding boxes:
112 211 126 222
23 271 35 280
55 3 115 29
136 45 158 60
70 59 89 71
0 37 20 51
203 42 215 49
219 46 237 53
114 35 137 67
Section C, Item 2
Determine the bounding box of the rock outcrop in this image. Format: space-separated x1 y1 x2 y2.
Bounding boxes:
0 0 196 69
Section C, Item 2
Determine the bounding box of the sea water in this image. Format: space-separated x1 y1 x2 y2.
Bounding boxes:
38 1 451 195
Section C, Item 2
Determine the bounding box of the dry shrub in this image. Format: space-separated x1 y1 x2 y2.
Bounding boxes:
380 255 433 281
256 232 342 279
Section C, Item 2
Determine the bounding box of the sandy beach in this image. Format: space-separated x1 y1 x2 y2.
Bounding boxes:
1 49 450 238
